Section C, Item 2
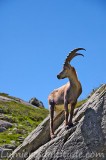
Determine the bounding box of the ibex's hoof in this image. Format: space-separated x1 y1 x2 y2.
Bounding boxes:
64 125 69 130
65 123 74 130
50 134 56 139
68 123 74 128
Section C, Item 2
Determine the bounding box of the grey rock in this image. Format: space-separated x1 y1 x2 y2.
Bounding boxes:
0 126 6 132
18 137 25 143
2 144 16 150
0 115 15 123
0 120 13 129
9 84 106 160
0 108 4 113
0 95 12 102
10 141 16 145
29 97 44 108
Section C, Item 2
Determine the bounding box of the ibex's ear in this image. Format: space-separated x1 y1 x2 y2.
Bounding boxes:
63 65 68 70
63 63 70 69
65 63 71 69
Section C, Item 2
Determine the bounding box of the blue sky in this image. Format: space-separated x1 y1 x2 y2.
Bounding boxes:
0 0 106 108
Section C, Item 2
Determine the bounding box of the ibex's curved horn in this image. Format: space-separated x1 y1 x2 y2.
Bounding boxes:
64 48 86 66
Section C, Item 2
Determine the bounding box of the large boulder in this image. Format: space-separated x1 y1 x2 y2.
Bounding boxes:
29 97 44 108
9 84 106 160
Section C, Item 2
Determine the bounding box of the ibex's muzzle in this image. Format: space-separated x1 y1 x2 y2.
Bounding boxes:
57 74 60 79
57 74 65 79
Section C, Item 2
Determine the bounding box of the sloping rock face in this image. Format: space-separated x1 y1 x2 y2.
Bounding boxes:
9 84 106 160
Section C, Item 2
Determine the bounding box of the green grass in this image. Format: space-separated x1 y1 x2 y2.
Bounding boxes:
0 101 49 146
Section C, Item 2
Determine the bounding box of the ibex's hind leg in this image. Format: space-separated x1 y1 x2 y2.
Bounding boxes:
49 100 55 137
68 101 77 127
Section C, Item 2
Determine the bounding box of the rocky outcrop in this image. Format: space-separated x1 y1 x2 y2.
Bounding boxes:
0 95 37 108
9 84 106 160
29 97 44 108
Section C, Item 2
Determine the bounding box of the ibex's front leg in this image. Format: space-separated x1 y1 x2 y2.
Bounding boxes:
68 101 77 127
64 101 69 126
49 101 55 138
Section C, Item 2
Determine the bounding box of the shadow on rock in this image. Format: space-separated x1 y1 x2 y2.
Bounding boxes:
81 98 105 155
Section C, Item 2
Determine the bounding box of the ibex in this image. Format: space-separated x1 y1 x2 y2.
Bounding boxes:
48 48 85 138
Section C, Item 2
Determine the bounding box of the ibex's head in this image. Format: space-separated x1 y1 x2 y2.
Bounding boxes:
57 48 86 79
